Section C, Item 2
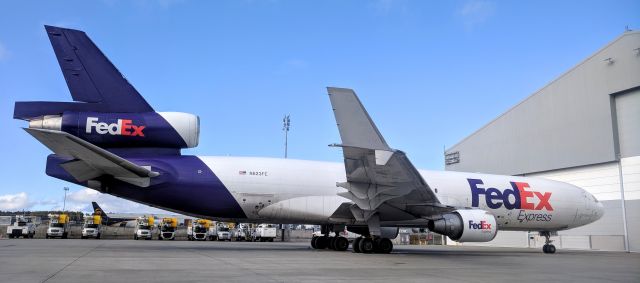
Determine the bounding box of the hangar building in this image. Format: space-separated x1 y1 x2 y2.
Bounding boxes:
444 31 639 252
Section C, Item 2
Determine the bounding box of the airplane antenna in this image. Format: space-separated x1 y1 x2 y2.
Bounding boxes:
283 115 291 158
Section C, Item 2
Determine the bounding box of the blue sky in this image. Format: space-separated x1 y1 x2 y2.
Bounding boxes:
0 0 638 212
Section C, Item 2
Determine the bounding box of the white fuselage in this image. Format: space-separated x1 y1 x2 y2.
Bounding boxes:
201 156 604 232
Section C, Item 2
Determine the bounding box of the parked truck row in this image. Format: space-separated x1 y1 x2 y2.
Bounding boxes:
5 214 280 242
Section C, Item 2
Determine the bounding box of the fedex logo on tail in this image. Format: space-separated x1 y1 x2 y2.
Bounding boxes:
468 179 553 211
85 117 145 137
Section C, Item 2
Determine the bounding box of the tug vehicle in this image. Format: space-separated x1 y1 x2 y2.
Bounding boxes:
134 215 154 240
158 217 177 240
46 214 69 239
81 214 102 239
6 215 36 239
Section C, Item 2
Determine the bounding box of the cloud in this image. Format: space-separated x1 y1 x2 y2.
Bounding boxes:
372 0 409 16
0 42 9 61
458 0 495 29
0 193 31 210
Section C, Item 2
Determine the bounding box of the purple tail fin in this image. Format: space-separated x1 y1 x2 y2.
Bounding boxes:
14 25 153 120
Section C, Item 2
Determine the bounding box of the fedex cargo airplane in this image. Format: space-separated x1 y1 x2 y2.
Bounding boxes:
14 26 603 254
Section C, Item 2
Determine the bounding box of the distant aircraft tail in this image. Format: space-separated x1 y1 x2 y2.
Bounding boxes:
92 202 108 219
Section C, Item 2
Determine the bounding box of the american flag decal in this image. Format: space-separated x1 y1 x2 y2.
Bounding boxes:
239 171 246 175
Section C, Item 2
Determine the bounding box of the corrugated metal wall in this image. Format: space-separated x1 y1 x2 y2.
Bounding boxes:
445 31 640 175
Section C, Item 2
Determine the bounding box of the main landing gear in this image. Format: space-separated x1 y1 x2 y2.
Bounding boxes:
310 235 393 253
310 225 393 253
352 236 393 254
311 235 349 251
540 231 556 254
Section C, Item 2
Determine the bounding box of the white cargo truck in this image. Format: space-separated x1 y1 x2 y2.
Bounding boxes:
158 217 177 240
46 214 69 239
81 215 102 239
216 223 231 241
134 216 154 240
188 219 212 241
251 224 277 242
231 223 249 241
6 216 36 239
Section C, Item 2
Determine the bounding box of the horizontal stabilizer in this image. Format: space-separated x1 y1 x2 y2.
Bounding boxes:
25 128 159 187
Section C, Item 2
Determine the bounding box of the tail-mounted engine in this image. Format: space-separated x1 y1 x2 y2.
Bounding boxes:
428 209 498 242
29 111 199 149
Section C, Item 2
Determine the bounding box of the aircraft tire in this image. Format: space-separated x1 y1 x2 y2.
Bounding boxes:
543 244 556 254
334 237 349 251
374 238 393 254
359 238 374 254
352 237 362 253
316 236 329 249
329 237 337 250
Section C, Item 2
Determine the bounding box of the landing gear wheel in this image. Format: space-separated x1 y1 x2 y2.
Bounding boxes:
315 236 329 249
540 231 556 254
353 237 362 253
311 236 318 249
334 237 349 251
375 238 393 254
359 237 374 254
329 237 337 250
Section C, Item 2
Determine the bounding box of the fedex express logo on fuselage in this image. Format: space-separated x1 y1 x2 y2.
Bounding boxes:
468 178 553 211
85 117 145 137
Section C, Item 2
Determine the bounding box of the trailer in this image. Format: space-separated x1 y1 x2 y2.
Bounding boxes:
46 214 69 239
134 216 154 240
251 224 277 242
6 215 36 239
158 217 177 240
81 215 102 239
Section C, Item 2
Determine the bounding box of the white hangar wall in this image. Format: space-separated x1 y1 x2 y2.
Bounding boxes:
445 31 640 252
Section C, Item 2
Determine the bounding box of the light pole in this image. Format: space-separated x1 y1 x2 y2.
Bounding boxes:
63 187 69 211
283 115 290 159
281 115 291 242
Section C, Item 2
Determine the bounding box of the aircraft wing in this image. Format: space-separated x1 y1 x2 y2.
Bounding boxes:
25 128 159 187
327 87 448 233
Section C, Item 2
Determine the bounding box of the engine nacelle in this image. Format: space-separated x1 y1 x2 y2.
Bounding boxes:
428 209 498 242
29 111 199 149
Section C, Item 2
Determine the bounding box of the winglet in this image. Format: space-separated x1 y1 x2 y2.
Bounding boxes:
327 87 391 150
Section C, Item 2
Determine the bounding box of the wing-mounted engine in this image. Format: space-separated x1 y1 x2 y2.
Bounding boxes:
428 209 498 242
28 111 199 149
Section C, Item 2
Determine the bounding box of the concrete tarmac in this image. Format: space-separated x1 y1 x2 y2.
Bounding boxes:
0 239 638 283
